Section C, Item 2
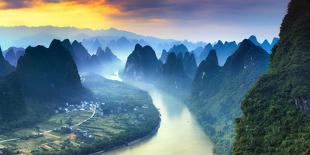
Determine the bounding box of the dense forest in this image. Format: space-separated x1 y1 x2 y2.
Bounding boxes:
233 0 310 154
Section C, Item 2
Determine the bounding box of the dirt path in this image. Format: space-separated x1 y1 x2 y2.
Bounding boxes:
72 107 97 128
0 107 96 144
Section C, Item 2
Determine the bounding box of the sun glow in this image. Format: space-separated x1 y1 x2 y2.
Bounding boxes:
0 1 121 29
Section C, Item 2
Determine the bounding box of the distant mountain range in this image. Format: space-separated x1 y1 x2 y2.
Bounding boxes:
0 26 278 63
3 47 25 66
249 35 279 52
0 26 204 60
0 39 122 74
196 41 238 65
193 36 278 66
61 39 121 72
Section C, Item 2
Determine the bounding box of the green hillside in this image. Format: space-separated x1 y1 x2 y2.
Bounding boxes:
233 0 310 154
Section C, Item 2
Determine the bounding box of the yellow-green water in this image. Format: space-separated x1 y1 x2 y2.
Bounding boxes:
100 83 214 155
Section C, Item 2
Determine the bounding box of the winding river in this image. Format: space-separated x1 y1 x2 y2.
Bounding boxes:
100 78 214 155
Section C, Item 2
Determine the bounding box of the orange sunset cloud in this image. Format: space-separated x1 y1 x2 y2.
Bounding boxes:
0 0 288 42
0 0 121 29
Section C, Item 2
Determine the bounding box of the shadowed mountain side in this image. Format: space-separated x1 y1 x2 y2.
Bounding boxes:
189 39 269 154
16 39 85 99
0 39 89 126
0 73 26 122
122 44 163 82
122 44 192 97
160 44 197 79
0 48 15 76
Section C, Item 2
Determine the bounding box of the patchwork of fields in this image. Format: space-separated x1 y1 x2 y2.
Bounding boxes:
0 74 160 154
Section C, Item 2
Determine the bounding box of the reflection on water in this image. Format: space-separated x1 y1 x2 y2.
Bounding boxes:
100 81 214 155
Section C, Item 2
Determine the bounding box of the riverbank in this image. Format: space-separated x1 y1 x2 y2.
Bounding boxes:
97 83 214 155
0 75 161 155
90 120 161 155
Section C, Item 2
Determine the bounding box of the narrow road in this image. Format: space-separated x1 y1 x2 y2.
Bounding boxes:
0 107 96 144
71 107 97 128
0 138 20 143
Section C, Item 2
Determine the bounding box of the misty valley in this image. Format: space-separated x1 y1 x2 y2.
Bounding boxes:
0 0 310 155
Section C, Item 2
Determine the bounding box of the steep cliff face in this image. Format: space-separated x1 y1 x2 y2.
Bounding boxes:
160 45 197 79
16 39 84 99
159 49 168 63
96 47 119 63
190 40 269 154
182 52 197 79
71 40 92 68
123 44 192 95
90 47 121 66
62 39 121 72
162 52 190 90
123 44 162 81
192 50 221 98
234 0 310 154
168 44 189 56
62 39 91 70
0 48 15 76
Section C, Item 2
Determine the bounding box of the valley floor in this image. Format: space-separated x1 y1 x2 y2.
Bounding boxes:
99 82 214 155
0 74 160 155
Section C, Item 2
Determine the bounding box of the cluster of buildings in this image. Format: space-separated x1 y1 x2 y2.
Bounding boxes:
55 101 105 114
54 126 93 139
50 99 151 140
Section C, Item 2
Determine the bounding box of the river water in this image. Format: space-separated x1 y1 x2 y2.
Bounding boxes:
100 81 214 155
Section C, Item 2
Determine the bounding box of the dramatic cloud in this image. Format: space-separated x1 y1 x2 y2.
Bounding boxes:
0 0 31 8
0 0 290 42
0 0 288 19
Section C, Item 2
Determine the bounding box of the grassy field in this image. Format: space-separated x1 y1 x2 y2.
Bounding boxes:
0 74 160 154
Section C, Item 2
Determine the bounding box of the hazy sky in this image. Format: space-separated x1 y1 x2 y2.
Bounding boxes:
0 0 290 42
